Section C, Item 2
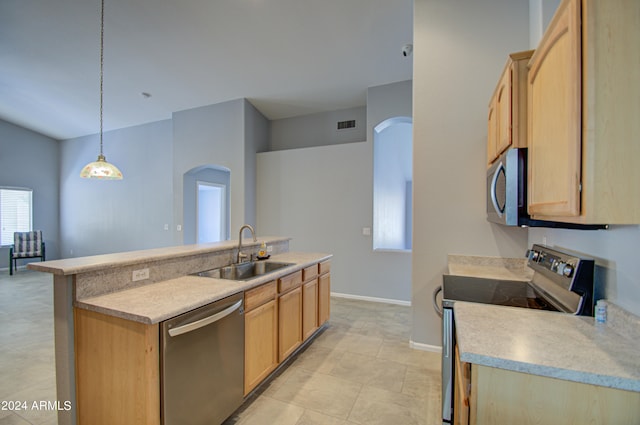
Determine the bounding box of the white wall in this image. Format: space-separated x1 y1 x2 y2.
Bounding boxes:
257 142 412 303
412 0 530 347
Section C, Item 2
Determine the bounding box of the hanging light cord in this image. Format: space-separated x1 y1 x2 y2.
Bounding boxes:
99 0 105 157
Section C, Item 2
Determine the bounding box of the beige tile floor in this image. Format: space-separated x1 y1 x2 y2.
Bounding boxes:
0 268 441 425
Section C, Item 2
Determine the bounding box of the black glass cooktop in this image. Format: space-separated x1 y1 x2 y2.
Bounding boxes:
442 274 557 311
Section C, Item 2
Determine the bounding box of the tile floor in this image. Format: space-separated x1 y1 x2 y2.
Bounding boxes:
0 268 442 425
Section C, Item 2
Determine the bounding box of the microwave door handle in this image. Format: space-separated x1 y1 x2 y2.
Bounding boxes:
490 161 504 217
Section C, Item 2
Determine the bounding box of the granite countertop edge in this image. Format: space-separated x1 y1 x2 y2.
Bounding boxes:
28 236 292 276
454 301 640 393
75 252 332 324
461 351 639 393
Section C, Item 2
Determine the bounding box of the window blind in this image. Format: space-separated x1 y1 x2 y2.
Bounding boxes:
0 188 33 246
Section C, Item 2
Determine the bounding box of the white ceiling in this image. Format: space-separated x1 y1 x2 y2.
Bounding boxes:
0 0 413 141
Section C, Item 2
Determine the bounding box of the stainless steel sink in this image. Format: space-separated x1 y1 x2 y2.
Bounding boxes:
194 261 294 281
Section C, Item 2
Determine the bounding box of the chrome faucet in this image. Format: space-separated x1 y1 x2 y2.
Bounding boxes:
237 224 257 263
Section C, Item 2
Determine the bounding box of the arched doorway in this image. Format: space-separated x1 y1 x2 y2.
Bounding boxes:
183 165 231 244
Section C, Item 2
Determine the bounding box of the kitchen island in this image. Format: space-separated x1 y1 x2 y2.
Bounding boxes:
28 237 331 425
454 300 640 424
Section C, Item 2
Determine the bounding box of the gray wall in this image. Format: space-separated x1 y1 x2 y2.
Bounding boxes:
0 119 60 266
412 0 530 348
269 106 366 151
59 119 174 257
172 99 256 245
258 81 413 303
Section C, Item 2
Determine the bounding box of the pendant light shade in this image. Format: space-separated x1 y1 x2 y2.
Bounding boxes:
80 153 123 179
80 0 123 180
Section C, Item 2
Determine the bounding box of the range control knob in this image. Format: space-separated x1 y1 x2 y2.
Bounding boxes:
557 262 574 277
527 250 541 261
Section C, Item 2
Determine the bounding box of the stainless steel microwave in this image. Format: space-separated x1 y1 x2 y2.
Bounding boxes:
486 148 606 229
486 148 527 226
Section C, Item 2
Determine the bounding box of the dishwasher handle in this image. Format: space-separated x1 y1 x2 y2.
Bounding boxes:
168 299 243 337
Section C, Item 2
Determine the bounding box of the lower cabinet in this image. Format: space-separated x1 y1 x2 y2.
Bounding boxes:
466 364 640 425
73 261 332 424
244 281 278 395
454 347 470 425
278 286 302 361
302 278 319 340
318 267 330 326
74 308 160 425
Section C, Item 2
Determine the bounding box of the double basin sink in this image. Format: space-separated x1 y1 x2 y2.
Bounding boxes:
193 261 294 281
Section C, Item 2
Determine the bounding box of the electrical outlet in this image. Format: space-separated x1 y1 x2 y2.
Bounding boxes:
132 268 150 282
266 245 273 253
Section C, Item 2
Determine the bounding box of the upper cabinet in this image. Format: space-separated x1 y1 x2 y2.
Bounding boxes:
487 50 533 166
527 0 640 224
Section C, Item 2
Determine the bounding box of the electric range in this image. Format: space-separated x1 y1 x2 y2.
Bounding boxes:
436 244 596 425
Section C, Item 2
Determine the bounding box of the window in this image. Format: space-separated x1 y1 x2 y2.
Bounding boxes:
373 117 413 251
1 188 33 246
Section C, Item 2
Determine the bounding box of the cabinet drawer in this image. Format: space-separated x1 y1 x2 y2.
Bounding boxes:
319 260 331 275
278 270 302 294
245 281 276 311
302 264 318 282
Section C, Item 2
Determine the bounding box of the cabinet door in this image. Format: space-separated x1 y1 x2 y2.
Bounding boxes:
487 97 498 166
495 69 511 157
454 346 471 425
318 273 330 326
278 287 302 362
244 299 278 395
527 0 582 217
302 279 319 340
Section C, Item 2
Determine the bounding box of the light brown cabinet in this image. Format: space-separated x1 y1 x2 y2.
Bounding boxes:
277 270 303 362
278 286 302 361
244 281 278 395
318 261 331 326
467 363 640 425
74 260 331 423
454 347 470 425
74 308 160 425
302 265 319 340
487 50 533 166
527 0 640 223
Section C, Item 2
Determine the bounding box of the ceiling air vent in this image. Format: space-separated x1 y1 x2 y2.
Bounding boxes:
337 120 356 130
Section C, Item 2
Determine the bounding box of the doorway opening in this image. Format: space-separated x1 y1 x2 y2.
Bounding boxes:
197 181 226 243
183 165 230 245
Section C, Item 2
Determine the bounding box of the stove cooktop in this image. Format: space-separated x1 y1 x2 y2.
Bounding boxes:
440 245 595 316
442 275 557 311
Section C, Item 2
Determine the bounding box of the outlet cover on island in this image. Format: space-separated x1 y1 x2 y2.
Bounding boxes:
132 268 150 282
362 227 371 236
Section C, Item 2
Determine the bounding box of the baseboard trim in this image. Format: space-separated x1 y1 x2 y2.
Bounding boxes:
330 292 411 306
409 340 442 353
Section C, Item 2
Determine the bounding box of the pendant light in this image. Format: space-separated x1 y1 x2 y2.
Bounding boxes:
80 0 123 180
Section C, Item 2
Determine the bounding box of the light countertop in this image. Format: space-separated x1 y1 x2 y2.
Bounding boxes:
27 237 291 276
447 254 533 281
454 301 640 392
75 252 331 324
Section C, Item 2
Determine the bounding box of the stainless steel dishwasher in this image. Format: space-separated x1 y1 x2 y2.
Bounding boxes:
161 292 244 425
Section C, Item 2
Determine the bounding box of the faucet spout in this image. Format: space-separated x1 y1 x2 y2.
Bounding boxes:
237 224 257 263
